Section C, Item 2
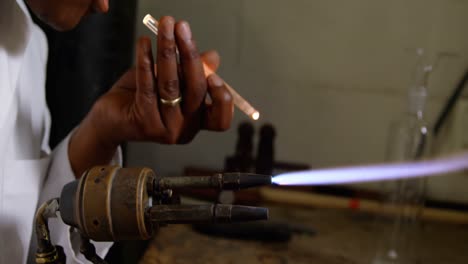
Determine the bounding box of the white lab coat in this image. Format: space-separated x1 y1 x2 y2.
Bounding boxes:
0 0 119 263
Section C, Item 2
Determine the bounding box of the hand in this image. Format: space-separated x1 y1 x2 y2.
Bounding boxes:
69 16 234 177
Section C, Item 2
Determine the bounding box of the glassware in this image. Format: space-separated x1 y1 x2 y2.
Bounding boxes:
372 49 433 264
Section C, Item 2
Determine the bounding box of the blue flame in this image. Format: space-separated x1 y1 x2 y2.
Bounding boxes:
272 152 468 186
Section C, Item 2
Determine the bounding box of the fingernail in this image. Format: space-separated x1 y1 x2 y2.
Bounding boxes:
163 16 175 27
209 74 223 87
179 22 192 41
160 17 175 40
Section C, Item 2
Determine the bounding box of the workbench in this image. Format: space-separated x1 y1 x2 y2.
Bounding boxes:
140 206 468 264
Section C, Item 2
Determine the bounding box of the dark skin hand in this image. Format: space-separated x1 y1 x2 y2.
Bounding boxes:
69 17 234 177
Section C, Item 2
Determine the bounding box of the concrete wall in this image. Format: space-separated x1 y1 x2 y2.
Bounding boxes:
127 0 468 202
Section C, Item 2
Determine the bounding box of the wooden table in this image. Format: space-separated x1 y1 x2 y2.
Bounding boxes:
140 206 468 264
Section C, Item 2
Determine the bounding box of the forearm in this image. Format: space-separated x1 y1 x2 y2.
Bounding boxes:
68 113 119 178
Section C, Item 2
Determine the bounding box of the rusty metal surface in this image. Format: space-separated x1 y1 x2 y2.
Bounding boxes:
140 207 468 264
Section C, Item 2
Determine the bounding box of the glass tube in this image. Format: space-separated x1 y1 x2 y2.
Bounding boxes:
143 14 260 120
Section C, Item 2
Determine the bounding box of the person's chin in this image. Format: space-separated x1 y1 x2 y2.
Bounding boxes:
36 11 82 32
48 16 82 32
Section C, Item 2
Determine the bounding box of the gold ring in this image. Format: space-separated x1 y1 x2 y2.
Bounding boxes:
160 96 182 107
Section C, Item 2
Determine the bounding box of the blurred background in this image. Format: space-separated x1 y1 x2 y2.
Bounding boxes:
40 0 468 263
128 0 468 203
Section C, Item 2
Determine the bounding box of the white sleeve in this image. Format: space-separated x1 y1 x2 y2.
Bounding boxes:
40 131 122 264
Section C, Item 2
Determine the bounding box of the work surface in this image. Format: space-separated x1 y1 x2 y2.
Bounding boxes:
140 207 468 264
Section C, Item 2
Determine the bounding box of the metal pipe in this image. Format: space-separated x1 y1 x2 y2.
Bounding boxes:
149 204 269 224
35 199 65 264
155 173 272 191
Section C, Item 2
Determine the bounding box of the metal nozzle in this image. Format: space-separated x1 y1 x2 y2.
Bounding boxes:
149 204 269 224
154 173 272 191
222 173 272 190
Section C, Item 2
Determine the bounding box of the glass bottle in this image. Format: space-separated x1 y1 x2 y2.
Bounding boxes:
372 50 432 264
